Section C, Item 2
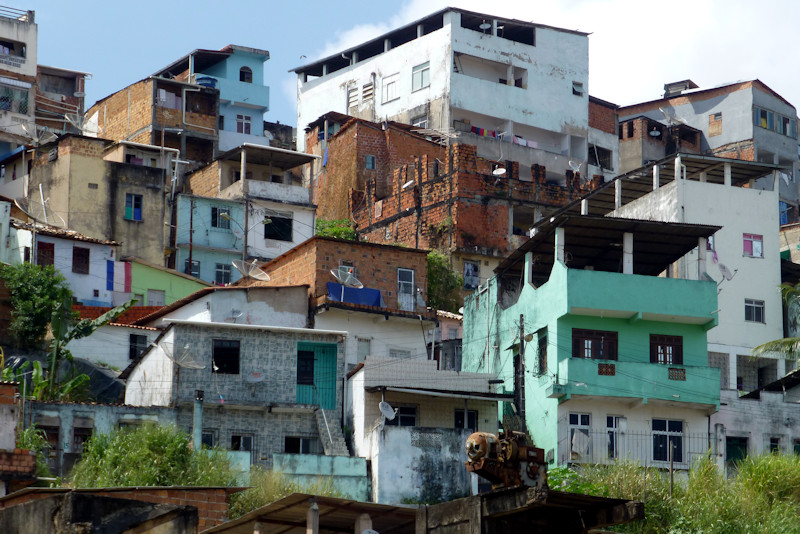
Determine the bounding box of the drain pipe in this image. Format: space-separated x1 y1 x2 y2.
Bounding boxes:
193 389 204 450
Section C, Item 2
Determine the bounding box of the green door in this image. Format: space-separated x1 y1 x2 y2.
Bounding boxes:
295 342 337 409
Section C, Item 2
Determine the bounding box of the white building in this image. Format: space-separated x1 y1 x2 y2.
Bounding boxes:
293 7 593 182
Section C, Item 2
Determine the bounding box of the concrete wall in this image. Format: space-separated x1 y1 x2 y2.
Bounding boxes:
273 453 369 501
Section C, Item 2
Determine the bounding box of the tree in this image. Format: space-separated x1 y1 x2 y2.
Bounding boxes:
1 263 73 348
315 219 357 240
427 251 464 312
752 283 800 359
70 424 238 487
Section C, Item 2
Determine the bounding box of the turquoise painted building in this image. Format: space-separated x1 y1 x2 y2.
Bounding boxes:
174 194 245 285
155 45 271 152
462 214 721 469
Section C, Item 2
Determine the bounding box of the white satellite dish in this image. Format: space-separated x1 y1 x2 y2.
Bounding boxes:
232 259 270 281
362 530 379 534
379 401 396 421
478 20 491 31
156 342 206 369
330 267 364 289
65 113 102 136
21 123 57 145
568 160 581 173
244 372 265 383
718 263 736 281
492 167 506 176
231 227 244 240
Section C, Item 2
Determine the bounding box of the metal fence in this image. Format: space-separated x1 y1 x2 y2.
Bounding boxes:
558 428 712 469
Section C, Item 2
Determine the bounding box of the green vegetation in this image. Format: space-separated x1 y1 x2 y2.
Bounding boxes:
70 424 238 488
229 469 343 519
16 425 52 478
427 250 463 312
549 454 800 533
753 282 800 359
1 263 73 348
315 219 357 240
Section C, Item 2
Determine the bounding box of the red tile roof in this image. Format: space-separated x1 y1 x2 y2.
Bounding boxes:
73 305 164 325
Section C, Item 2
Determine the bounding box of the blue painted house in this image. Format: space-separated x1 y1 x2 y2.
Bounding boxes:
155 45 271 152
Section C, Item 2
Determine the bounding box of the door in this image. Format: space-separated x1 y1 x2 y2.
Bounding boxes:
398 268 414 311
295 342 337 409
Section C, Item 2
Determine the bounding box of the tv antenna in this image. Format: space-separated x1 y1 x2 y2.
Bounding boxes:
155 341 206 369
15 185 67 228
568 160 581 173
330 266 364 301
379 401 396 421
65 112 102 136
244 371 265 384
232 259 270 281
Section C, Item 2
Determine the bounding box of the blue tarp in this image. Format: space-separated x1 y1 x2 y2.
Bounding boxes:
327 282 384 307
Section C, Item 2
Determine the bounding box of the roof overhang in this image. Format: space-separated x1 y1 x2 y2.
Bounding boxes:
217 143 319 168
364 385 512 402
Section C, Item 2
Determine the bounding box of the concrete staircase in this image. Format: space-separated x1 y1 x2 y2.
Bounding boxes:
315 408 350 456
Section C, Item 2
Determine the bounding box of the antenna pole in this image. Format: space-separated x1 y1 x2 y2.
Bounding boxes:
188 195 194 274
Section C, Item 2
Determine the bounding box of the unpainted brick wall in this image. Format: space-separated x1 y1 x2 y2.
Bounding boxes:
87 80 154 143
186 163 221 197
589 99 617 134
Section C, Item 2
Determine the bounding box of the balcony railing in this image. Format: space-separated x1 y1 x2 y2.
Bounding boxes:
558 427 712 469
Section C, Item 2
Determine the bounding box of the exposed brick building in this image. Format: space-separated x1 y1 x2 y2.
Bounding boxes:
0 382 36 497
350 142 603 292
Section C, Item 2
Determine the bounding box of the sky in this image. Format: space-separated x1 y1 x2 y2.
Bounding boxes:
20 0 800 129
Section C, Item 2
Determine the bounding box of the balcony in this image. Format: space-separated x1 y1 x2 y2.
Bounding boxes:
547 358 720 408
565 268 717 326
219 129 272 153
219 178 311 205
193 74 269 110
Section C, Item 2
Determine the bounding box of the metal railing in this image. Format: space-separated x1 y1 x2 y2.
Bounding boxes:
0 6 33 23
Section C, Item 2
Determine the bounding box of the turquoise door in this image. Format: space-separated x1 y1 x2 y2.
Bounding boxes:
295 342 337 409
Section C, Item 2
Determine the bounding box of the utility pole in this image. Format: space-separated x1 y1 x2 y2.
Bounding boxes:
515 313 526 431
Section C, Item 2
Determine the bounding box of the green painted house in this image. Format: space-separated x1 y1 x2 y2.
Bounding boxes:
462 214 721 468
124 257 211 306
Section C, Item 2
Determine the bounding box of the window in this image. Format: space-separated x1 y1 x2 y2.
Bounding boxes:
218 115 224 130
157 88 181 110
743 233 763 257
650 335 683 365
769 437 781 453
357 338 371 361
411 115 428 129
230 434 253 451
537 332 547 375
236 114 252 135
297 350 314 385
362 81 374 103
147 289 165 307
382 73 399 103
572 81 584 96
184 259 200 277
264 215 293 241
285 436 320 454
463 261 480 290
455 409 478 431
215 263 231 285
347 85 358 108
572 329 618 360
652 419 683 462
201 430 216 448
129 334 148 360
73 427 92 453
125 193 142 221
569 413 591 459
212 339 240 374
588 144 613 170
211 207 230 230
709 112 722 137
36 242 54 266
239 66 253 83
389 348 412 358
385 406 417 426
412 61 430 92
745 299 765 323
72 246 90 275
365 155 376 170
397 268 415 311
0 84 29 114
607 416 625 459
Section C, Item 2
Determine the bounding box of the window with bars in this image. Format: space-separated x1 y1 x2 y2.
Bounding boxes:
385 406 417 426
215 263 231 285
572 329 617 360
72 247 90 275
37 242 54 266
211 207 231 230
650 334 683 365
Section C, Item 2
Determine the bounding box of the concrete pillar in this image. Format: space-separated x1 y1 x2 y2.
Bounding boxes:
506 64 514 86
555 227 565 263
322 64 328 76
580 199 588 215
699 171 707 183
653 165 659 190
306 501 319 534
384 38 391 52
615 179 622 209
777 358 786 378
724 162 732 187
674 155 682 181
622 232 633 274
698 237 707 279
351 51 358 64
417 24 424 38
525 251 533 285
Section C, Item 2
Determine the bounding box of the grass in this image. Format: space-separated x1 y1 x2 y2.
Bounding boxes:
228 469 344 519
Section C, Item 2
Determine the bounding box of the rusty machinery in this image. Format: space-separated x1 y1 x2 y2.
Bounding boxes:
465 431 547 490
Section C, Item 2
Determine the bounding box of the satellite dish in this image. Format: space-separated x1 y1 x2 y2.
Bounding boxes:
21 123 57 145
231 227 244 240
229 309 243 322
65 113 102 136
16 196 66 227
330 267 364 289
718 263 736 281
416 287 426 308
478 20 491 31
362 530 379 534
568 160 581 173
232 259 270 281
244 372 265 383
156 342 206 369
658 107 688 126
379 401 396 421
492 167 506 176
